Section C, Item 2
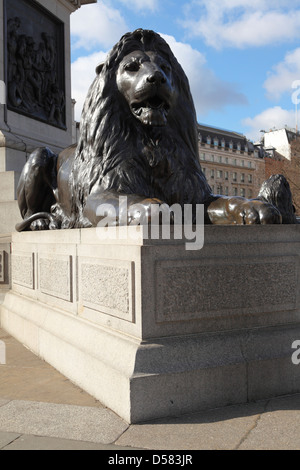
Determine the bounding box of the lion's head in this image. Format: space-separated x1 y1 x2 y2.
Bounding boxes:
116 49 175 127
69 29 211 227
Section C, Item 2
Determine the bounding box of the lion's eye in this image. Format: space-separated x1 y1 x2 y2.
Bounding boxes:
124 61 140 72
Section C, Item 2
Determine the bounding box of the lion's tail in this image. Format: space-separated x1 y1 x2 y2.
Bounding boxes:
15 212 57 232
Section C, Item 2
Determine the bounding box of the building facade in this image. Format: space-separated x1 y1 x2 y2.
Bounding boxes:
197 124 266 199
263 127 299 160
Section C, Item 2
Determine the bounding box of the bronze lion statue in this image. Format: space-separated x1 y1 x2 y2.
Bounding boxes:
16 28 292 232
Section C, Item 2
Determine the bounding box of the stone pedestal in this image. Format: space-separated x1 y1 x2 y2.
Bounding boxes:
1 225 300 423
0 0 96 233
0 233 11 296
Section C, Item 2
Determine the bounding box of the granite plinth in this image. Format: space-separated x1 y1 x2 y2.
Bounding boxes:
1 225 300 423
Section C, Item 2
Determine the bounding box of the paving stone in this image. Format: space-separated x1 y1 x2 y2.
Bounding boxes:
0 399 10 407
0 400 128 444
239 395 300 450
2 434 136 451
116 401 267 450
0 329 103 407
0 431 21 449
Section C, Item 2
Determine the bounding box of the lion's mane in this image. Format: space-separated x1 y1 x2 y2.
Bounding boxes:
69 29 212 227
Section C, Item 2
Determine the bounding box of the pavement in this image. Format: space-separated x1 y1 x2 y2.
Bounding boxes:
0 327 300 451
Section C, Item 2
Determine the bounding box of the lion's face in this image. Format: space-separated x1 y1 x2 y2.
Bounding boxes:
116 50 175 126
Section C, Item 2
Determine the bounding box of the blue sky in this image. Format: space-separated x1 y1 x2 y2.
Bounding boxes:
70 0 300 142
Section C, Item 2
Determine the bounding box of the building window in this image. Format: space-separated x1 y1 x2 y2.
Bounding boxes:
225 171 229 180
214 138 218 147
217 170 222 178
202 167 206 174
221 139 225 148
233 159 237 166
218 155 222 163
245 145 248 153
248 174 252 183
233 187 238 196
248 161 252 168
225 157 228 164
241 173 245 182
211 154 214 162
207 136 211 145
233 172 237 182
229 141 233 149
198 133 202 142
210 169 214 178
248 189 253 198
224 186 229 195
237 143 241 151
200 152 205 160
240 188 245 197
241 160 245 167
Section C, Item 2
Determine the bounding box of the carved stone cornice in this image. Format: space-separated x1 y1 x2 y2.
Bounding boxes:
54 0 96 13
0 129 64 154
0 130 28 152
67 0 97 10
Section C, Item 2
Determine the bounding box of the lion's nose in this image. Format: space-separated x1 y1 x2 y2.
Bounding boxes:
147 70 166 85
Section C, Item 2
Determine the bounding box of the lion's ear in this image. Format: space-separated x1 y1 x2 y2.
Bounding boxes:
96 62 104 75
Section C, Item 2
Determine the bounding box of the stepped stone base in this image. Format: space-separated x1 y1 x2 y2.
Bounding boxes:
1 225 300 423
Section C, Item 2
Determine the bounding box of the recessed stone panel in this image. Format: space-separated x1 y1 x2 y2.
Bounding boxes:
0 251 4 282
12 252 34 289
79 259 135 322
155 256 298 323
39 254 72 302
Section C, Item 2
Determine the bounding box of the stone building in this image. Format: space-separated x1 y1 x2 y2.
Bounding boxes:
262 127 299 161
197 124 266 199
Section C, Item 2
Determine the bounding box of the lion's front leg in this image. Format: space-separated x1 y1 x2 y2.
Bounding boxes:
16 147 58 231
82 190 167 227
206 196 282 225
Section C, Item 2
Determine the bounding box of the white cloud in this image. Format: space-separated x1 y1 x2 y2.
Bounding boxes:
72 50 108 121
242 106 296 141
117 0 158 12
264 48 300 100
71 2 128 50
181 1 300 49
160 34 247 116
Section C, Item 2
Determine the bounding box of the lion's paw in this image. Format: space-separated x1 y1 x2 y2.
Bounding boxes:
30 218 50 231
128 198 168 225
233 199 282 225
